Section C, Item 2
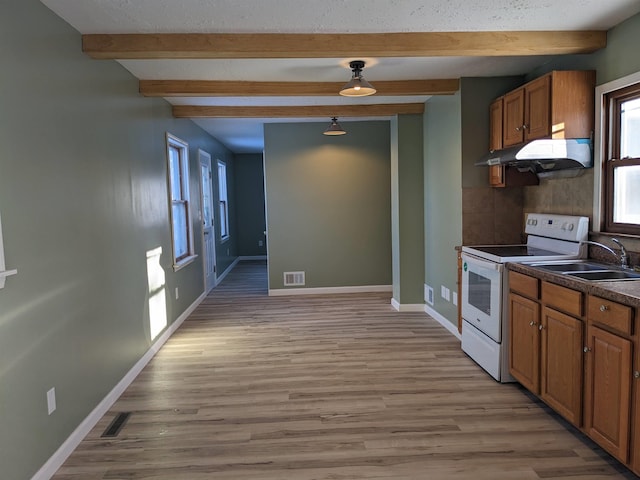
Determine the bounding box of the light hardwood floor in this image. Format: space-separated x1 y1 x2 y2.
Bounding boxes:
52 261 637 479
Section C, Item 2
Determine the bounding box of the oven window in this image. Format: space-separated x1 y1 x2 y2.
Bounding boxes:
469 271 492 315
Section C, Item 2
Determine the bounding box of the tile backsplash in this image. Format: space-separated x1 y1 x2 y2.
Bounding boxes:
462 187 524 244
523 169 594 222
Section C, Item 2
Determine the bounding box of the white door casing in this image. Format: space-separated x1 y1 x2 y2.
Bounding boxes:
199 150 217 292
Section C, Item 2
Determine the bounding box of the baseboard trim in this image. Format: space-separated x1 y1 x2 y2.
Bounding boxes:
32 291 207 480
215 257 240 286
424 305 461 340
390 299 426 312
269 285 392 296
238 255 267 261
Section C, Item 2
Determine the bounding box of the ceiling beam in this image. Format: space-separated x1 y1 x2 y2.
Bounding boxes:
83 31 606 59
140 79 459 96
172 103 425 118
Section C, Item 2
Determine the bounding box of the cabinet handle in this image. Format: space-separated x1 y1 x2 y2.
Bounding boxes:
599 304 609 312
635 371 640 379
522 124 528 130
515 126 521 132
538 324 544 331
529 321 536 327
583 346 591 353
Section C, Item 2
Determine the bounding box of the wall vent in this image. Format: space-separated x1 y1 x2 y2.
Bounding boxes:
101 412 131 438
425 284 434 306
284 271 305 286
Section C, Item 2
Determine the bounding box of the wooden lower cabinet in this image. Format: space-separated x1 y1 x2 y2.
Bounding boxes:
540 307 583 426
584 324 633 463
633 372 640 475
509 292 540 393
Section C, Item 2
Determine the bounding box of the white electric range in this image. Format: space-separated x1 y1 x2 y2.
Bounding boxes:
460 213 589 382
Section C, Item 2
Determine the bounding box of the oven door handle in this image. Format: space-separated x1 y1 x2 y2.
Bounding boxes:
462 254 504 272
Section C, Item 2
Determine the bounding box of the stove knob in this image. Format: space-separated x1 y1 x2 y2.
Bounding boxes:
567 223 574 231
561 222 567 230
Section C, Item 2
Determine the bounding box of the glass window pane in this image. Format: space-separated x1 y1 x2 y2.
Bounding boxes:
172 202 188 259
219 201 228 237
168 146 182 201
621 97 640 158
613 164 640 225
201 164 212 226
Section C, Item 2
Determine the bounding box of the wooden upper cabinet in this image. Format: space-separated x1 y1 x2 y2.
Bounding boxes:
489 97 503 151
498 70 595 148
503 88 525 147
524 75 551 140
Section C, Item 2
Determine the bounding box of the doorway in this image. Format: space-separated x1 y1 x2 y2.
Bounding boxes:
199 149 217 293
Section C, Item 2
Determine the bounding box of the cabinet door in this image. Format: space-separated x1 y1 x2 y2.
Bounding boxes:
503 88 525 147
509 292 540 393
540 307 583 427
489 165 505 187
489 97 503 151
524 75 551 141
633 363 640 476
584 325 633 463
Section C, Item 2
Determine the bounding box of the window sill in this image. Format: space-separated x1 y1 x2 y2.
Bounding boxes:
592 231 640 241
173 254 198 272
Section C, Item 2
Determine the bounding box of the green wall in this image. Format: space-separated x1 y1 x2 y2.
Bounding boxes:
390 114 425 305
424 94 463 325
234 154 267 257
263 121 392 290
0 2 236 478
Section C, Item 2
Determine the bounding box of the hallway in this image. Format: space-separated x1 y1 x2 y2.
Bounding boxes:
51 261 634 479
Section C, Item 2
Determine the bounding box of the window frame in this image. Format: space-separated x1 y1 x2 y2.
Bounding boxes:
166 133 197 270
217 159 230 242
602 82 640 235
594 70 640 237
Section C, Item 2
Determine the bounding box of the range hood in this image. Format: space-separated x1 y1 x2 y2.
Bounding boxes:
475 138 593 178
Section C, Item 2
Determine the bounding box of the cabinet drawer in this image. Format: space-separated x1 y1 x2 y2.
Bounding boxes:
587 295 633 335
509 271 539 299
542 281 582 317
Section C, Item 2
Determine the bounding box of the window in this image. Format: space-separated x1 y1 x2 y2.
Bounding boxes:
217 160 229 240
603 83 640 235
167 134 196 269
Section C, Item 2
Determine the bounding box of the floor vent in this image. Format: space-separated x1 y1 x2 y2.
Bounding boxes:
101 412 131 438
284 271 305 286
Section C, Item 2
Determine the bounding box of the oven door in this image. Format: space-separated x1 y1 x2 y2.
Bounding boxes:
461 252 503 342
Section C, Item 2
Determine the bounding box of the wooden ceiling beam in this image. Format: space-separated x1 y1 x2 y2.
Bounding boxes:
83 31 606 59
172 103 425 118
140 79 459 96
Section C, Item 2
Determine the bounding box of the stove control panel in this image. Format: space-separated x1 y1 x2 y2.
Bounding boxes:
525 213 589 242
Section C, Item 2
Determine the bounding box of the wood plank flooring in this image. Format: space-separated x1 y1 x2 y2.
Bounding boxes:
52 260 637 479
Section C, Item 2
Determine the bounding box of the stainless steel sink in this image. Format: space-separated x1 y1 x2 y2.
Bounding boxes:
529 260 640 281
564 270 640 281
530 261 612 272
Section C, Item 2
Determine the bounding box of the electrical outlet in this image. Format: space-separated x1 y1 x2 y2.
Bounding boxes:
175 287 179 300
226 248 230 256
47 388 56 415
441 286 451 301
452 291 458 306
258 240 263 247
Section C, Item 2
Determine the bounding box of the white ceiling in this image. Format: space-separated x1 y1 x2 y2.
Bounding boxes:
40 0 640 153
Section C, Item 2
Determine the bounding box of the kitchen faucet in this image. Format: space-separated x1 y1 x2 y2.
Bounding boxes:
581 238 630 269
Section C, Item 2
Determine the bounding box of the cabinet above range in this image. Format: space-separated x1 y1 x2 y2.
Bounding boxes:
480 70 596 187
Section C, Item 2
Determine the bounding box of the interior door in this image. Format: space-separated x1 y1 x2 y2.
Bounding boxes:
199 150 217 292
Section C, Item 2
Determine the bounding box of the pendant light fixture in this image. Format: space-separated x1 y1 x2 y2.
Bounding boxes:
339 60 376 97
323 117 347 136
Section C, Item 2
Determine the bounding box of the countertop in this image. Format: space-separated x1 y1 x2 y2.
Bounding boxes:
507 262 640 308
